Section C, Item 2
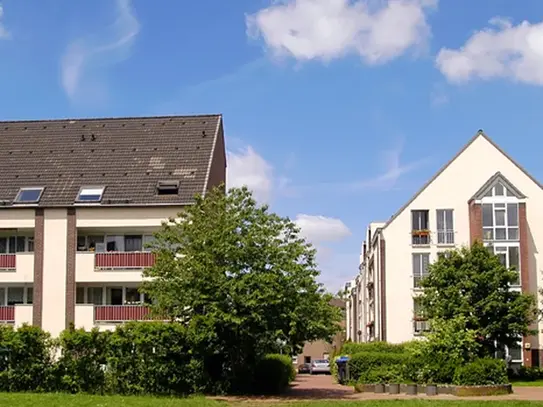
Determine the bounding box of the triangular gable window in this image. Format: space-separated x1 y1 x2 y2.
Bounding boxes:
472 172 525 200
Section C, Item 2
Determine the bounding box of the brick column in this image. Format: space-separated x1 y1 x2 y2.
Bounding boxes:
379 239 387 342
65 208 77 328
33 209 44 327
468 200 483 245
519 202 533 367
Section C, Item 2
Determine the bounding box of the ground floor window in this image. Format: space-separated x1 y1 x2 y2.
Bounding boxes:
0 286 33 305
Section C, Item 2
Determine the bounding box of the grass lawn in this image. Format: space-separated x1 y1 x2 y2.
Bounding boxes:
512 381 543 387
2 394 543 407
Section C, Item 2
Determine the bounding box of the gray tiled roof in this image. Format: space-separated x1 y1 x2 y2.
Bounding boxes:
0 114 223 207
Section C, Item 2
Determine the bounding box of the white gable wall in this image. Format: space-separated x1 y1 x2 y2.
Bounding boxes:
382 135 543 344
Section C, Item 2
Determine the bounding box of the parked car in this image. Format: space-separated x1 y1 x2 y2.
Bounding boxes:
310 359 331 375
298 363 311 374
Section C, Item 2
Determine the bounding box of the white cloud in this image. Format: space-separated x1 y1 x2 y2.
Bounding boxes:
295 214 351 243
246 0 436 64
0 4 10 39
227 146 274 203
437 17 543 85
61 0 140 101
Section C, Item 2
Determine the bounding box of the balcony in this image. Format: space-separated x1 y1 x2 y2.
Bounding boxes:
437 229 455 245
0 254 16 270
0 305 15 323
94 252 156 270
411 230 430 245
94 305 156 322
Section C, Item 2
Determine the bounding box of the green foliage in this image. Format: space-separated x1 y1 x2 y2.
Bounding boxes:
55 326 110 394
341 341 409 355
420 242 537 356
0 324 55 392
141 186 341 392
512 366 543 382
410 316 481 384
349 352 412 384
453 358 508 386
253 354 295 394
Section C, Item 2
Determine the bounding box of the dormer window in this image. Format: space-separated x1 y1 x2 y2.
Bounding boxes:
157 181 179 195
76 187 105 203
14 187 44 204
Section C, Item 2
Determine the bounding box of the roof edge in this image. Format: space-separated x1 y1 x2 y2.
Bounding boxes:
202 116 223 195
382 129 542 229
0 113 223 124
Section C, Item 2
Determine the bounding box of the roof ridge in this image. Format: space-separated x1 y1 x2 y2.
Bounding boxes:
0 113 223 124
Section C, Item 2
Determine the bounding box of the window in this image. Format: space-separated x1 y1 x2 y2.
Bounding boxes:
27 287 33 304
76 187 105 203
413 253 430 288
7 287 24 305
157 180 179 195
436 209 454 244
482 203 519 241
124 235 143 252
411 210 430 245
304 356 311 364
0 287 4 305
413 297 430 335
14 187 44 204
88 287 103 305
125 287 141 304
107 287 123 305
492 246 520 286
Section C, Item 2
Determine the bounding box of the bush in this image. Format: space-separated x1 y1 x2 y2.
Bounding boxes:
341 341 408 355
349 352 412 384
0 324 55 392
253 354 295 394
514 366 543 382
453 358 508 386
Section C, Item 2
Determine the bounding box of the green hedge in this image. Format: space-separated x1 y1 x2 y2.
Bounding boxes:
0 323 294 396
341 341 408 355
453 358 508 386
349 352 415 384
253 354 295 394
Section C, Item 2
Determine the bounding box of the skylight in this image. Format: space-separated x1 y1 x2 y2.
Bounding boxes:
76 187 105 203
15 187 44 204
157 180 179 195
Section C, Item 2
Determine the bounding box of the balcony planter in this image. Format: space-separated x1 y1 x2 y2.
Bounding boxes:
388 383 400 394
374 383 385 393
426 384 438 396
412 229 430 236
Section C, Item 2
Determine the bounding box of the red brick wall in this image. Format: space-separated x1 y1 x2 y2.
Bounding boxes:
519 202 534 367
468 200 483 244
379 239 387 342
33 209 44 327
65 208 76 328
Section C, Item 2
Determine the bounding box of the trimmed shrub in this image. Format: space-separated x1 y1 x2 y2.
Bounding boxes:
453 358 508 386
0 324 55 392
341 341 408 355
349 352 412 384
253 354 295 394
514 366 543 382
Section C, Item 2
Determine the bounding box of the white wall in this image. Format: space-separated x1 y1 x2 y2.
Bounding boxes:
75 253 144 283
76 207 183 228
74 304 95 331
41 209 68 337
0 209 35 229
0 253 34 283
14 304 32 327
382 135 543 344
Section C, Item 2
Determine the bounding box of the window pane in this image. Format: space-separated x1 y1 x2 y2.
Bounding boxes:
506 188 515 197
495 228 507 240
486 245 494 255
124 235 142 252
88 236 105 252
77 236 87 251
7 287 24 305
422 254 430 275
497 253 507 266
106 236 124 252
436 210 444 231
508 227 519 240
89 287 103 305
76 287 85 304
507 203 518 227
7 237 16 254
26 287 33 304
509 346 522 361
483 228 493 240
484 188 493 197
107 287 123 305
0 287 4 305
509 246 519 270
27 237 34 252
16 188 43 202
125 288 140 304
445 210 453 229
494 183 504 196
16 237 25 253
495 209 506 226
482 204 493 227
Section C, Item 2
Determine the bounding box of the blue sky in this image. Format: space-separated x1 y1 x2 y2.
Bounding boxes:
2 0 543 291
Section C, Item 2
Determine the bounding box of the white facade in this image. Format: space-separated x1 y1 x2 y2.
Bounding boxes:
345 132 543 367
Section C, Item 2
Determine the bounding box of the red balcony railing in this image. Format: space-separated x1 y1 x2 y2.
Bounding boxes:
0 306 15 322
94 252 155 270
94 305 154 322
0 254 16 270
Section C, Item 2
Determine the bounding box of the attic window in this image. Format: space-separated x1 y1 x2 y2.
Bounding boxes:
157 181 179 195
76 187 105 203
14 187 44 204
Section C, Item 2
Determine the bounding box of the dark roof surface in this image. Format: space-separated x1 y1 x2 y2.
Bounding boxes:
0 114 222 207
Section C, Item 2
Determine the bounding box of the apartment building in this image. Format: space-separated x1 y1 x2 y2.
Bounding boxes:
345 130 543 367
0 114 226 336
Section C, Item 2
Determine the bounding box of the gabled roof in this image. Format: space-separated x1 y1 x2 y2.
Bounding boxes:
383 130 542 229
471 171 526 200
0 114 224 207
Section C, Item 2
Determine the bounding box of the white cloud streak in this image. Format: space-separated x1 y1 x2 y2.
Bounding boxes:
437 17 543 85
61 0 140 101
246 0 436 64
295 214 351 243
227 146 274 203
0 4 10 39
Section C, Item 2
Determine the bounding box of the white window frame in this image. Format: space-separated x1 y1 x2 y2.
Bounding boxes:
0 286 33 306
481 201 519 242
76 186 105 203
76 285 146 305
77 234 154 253
413 253 430 289
485 242 521 288
436 209 454 245
14 187 44 204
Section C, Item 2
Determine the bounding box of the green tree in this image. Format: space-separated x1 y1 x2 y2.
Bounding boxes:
141 186 341 391
420 242 537 357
